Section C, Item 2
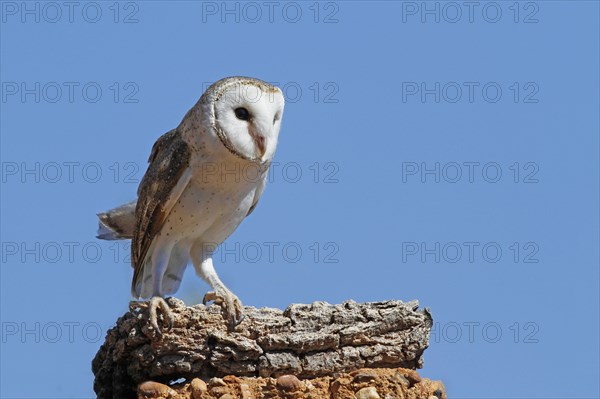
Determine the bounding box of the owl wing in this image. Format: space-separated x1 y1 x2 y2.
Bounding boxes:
131 129 192 295
246 171 269 216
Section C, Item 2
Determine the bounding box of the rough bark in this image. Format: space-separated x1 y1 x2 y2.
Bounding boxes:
92 298 434 399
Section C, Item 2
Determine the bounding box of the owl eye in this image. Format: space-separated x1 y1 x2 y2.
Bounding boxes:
234 107 250 121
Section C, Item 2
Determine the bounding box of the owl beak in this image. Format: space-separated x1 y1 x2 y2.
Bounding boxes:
248 124 266 158
254 134 266 158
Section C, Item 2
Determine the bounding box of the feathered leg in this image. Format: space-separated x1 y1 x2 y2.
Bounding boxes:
191 242 244 330
143 240 176 335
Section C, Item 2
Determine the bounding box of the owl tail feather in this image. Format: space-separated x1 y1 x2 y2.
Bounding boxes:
96 200 137 240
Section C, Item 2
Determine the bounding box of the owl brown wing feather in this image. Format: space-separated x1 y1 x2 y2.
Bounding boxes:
149 132 172 161
131 129 192 296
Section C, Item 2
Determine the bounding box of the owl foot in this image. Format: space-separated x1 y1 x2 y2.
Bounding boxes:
203 287 244 330
148 296 174 336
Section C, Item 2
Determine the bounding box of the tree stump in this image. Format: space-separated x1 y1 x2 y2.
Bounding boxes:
92 298 445 399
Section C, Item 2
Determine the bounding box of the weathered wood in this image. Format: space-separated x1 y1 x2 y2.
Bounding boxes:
92 298 433 399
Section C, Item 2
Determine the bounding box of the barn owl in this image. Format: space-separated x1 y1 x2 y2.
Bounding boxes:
97 77 285 333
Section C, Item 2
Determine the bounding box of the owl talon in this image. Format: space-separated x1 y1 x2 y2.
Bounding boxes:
203 288 244 329
203 291 222 305
231 314 245 329
148 296 174 335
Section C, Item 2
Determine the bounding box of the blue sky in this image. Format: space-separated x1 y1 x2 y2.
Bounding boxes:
1 1 599 398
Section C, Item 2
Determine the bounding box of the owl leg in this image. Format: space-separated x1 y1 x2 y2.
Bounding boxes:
147 242 175 335
191 243 244 330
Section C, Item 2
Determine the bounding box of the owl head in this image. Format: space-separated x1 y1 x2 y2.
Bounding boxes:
198 76 285 163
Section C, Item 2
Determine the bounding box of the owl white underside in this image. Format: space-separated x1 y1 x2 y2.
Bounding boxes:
137 160 268 298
